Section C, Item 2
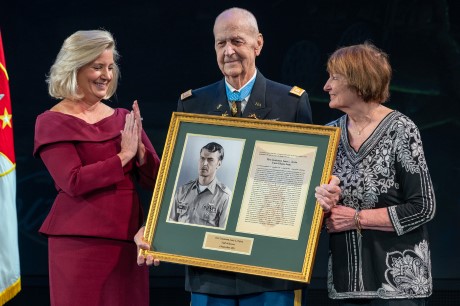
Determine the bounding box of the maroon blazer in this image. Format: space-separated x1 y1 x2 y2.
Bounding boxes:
33 108 160 241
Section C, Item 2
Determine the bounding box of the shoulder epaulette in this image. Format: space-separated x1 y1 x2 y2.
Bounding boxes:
289 86 305 97
181 179 197 191
180 89 193 101
217 181 232 195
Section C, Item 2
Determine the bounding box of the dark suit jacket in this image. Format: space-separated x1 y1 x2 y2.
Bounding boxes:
177 71 313 296
178 71 312 123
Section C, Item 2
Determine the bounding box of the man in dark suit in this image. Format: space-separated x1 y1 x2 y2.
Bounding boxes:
177 7 312 306
178 9 311 124
135 7 341 306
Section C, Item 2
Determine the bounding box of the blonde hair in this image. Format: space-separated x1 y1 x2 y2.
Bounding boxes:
47 30 119 100
326 42 392 103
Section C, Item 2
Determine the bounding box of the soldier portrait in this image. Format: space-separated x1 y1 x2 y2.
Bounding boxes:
168 135 244 229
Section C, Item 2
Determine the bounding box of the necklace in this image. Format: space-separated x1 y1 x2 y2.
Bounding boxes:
355 119 372 135
351 105 380 135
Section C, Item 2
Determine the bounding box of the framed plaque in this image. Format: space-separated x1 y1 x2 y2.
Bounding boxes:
142 112 340 283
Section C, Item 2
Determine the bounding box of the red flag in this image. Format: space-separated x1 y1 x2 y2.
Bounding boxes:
0 32 14 163
0 30 21 305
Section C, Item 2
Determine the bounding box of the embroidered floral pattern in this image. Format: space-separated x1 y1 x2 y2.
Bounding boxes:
326 111 435 300
380 240 432 298
334 112 428 211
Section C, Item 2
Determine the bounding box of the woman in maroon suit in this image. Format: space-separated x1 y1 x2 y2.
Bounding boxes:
33 30 160 306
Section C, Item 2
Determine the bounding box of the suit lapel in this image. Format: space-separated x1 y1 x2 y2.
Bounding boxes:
243 71 271 119
209 79 232 117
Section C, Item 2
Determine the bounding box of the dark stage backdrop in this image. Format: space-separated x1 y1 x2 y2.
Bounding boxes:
1 0 459 303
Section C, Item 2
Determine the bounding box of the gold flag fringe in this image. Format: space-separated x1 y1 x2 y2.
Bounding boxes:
0 277 21 305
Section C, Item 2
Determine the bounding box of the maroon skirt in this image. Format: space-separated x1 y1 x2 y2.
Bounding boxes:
48 236 149 306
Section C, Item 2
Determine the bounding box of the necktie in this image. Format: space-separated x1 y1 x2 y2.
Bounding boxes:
226 77 256 116
231 100 242 117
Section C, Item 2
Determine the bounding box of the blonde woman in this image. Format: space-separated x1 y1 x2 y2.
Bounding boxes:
33 30 160 306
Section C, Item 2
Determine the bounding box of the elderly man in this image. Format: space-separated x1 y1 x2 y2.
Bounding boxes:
176 7 312 306
135 7 340 306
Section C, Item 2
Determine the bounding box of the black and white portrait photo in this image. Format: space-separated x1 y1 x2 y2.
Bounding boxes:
167 134 244 229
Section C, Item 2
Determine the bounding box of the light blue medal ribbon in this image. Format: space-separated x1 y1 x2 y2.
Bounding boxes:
225 77 256 102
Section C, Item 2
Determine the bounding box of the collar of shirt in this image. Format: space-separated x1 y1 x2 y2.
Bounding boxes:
193 178 218 194
225 70 257 113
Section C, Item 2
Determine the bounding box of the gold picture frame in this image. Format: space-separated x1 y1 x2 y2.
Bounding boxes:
142 112 340 283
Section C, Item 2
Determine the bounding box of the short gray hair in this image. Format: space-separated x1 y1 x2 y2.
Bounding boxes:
47 30 119 100
214 7 260 36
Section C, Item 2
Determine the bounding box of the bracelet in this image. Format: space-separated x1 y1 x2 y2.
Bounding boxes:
354 209 362 237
